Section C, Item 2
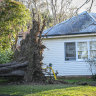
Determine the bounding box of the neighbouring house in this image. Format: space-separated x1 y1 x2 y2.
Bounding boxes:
16 29 30 49
42 11 96 76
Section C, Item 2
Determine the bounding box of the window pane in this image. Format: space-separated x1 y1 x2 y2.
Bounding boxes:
90 41 96 58
77 42 88 59
90 41 96 50
65 42 76 61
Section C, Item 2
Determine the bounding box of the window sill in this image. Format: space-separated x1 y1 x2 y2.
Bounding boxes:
64 60 85 62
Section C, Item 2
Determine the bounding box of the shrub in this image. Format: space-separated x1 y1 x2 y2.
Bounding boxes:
86 58 96 81
0 48 13 64
92 74 96 81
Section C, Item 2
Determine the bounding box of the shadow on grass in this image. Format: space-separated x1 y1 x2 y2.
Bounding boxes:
0 84 76 96
0 84 96 96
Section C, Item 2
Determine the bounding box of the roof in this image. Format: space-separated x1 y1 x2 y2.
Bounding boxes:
42 11 96 37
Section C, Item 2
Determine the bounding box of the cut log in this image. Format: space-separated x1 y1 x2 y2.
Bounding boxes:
0 61 17 67
0 70 25 77
0 61 28 73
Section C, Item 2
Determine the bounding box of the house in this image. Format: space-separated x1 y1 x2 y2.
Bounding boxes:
42 11 96 76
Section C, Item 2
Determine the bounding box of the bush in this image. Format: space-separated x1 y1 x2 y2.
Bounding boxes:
0 48 13 64
92 74 96 81
86 58 96 81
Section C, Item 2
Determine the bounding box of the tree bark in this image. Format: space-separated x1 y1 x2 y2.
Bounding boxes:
0 61 28 73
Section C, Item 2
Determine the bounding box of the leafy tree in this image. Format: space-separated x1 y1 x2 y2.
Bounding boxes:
0 0 31 50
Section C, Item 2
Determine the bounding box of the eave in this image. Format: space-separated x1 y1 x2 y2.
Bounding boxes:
42 32 96 39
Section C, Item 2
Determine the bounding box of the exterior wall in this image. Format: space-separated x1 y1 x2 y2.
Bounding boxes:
42 36 96 76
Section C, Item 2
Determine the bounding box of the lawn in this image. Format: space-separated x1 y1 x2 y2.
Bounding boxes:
0 77 96 96
0 84 96 96
0 84 74 95
29 86 96 96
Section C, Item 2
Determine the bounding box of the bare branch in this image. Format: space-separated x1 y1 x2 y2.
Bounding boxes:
75 0 90 14
88 0 94 12
41 19 46 33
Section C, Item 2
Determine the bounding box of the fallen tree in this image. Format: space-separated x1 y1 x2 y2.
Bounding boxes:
0 61 28 74
0 20 46 83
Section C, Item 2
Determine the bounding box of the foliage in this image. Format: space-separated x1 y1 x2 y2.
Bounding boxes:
0 0 31 49
0 48 13 64
92 74 96 81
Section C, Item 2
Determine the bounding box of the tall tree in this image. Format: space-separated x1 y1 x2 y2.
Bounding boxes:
18 0 76 27
49 0 76 25
0 0 31 50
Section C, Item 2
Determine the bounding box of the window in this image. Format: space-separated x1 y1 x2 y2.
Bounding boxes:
17 36 23 46
65 42 76 61
90 41 96 58
64 41 96 61
77 42 88 59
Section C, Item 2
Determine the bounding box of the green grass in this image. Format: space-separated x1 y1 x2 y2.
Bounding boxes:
0 84 96 96
0 84 75 96
0 78 8 83
29 86 96 96
0 77 96 96
58 77 95 84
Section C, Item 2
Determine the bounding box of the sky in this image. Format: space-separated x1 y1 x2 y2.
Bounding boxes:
72 0 96 13
0 0 96 13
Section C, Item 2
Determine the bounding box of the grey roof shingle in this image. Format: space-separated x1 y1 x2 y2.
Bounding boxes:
42 11 96 36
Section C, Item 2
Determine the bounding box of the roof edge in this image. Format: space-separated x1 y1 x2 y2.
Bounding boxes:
42 33 96 39
42 32 96 37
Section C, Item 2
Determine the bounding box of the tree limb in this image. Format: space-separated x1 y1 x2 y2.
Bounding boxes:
0 61 28 73
75 0 90 14
88 0 94 12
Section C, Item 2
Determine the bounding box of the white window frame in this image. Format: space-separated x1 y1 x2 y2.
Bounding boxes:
76 41 88 61
64 42 76 61
89 40 96 59
64 40 96 61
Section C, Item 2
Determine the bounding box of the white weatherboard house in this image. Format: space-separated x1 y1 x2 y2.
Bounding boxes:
42 11 96 76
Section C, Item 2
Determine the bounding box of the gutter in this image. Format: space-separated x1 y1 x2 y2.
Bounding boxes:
42 33 96 39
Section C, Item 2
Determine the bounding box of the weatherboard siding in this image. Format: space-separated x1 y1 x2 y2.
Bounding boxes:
42 36 96 76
